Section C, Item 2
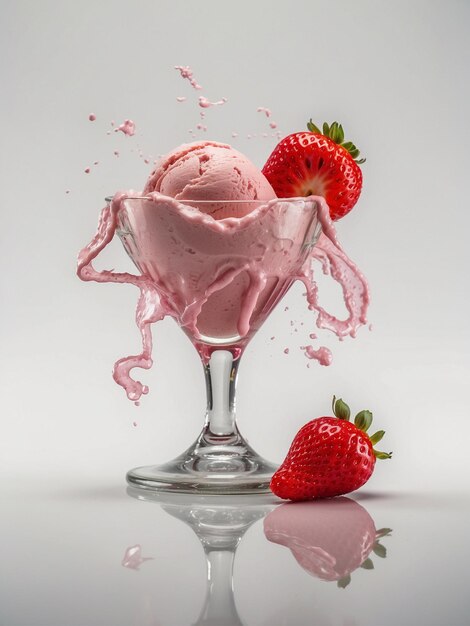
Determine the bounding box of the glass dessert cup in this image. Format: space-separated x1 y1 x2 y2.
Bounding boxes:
117 195 322 494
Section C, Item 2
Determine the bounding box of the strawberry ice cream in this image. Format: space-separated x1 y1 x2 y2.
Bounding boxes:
144 141 276 219
77 141 369 402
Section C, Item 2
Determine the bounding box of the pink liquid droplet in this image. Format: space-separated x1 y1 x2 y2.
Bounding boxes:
257 107 272 118
115 119 136 136
175 65 203 90
301 345 333 366
88 113 96 121
198 96 228 108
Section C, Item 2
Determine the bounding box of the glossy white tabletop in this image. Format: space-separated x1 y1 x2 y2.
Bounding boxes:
2 480 469 626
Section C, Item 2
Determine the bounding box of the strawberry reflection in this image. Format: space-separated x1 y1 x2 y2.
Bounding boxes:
264 497 391 588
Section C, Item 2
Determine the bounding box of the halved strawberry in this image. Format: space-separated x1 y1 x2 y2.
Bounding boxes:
262 121 365 220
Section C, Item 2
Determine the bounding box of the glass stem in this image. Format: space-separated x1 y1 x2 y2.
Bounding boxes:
204 350 240 436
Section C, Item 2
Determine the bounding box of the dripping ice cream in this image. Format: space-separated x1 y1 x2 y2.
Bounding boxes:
144 140 277 218
77 141 369 402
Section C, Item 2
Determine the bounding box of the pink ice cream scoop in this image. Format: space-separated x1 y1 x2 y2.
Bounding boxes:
143 141 277 219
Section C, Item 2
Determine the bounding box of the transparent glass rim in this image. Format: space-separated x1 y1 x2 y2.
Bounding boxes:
106 195 317 204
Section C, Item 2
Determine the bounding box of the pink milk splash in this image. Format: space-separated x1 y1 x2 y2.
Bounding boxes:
77 194 369 403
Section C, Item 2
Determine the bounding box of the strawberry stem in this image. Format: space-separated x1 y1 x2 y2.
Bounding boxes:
307 119 366 164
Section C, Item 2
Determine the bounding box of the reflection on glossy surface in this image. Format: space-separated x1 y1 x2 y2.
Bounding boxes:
121 544 154 571
264 497 392 588
127 487 277 625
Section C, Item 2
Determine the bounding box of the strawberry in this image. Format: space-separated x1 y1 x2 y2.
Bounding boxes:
264 498 392 588
262 121 365 220
270 396 391 501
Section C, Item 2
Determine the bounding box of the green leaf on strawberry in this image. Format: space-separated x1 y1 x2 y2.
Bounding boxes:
354 410 373 432
337 575 351 589
332 395 351 420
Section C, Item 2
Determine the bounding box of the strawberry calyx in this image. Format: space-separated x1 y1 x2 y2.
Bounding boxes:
332 396 392 459
337 528 392 588
307 120 366 164
362 528 392 567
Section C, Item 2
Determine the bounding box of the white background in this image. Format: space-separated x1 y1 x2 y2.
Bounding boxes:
1 0 469 493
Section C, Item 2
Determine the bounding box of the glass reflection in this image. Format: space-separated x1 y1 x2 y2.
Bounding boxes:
264 496 392 588
127 487 276 625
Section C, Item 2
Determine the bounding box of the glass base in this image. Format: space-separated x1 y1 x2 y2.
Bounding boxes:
126 426 279 494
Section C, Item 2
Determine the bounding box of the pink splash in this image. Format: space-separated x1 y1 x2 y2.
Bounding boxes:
77 195 369 402
88 113 96 121
84 167 91 174
77 195 165 401
115 119 136 136
199 96 228 108
258 106 279 132
175 65 202 90
284 348 290 355
301 345 333 366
